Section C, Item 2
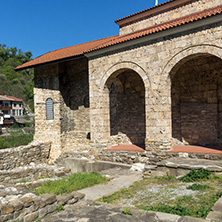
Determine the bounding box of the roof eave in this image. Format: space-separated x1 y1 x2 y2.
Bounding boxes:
15 54 85 72
86 13 222 58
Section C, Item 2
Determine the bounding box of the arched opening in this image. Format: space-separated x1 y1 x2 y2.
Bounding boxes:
171 54 222 146
105 69 146 148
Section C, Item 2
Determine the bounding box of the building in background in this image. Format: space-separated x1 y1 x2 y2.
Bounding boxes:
0 95 23 117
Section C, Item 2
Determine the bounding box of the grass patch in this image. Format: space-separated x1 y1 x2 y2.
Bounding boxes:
55 204 64 212
179 168 212 182
187 183 211 191
35 172 107 195
98 171 222 219
0 129 33 149
122 208 133 215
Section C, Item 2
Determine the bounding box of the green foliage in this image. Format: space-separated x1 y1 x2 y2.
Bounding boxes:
187 183 211 191
35 172 107 195
144 205 192 217
122 208 133 215
0 44 34 111
179 169 212 182
0 130 33 149
55 204 64 212
99 173 222 219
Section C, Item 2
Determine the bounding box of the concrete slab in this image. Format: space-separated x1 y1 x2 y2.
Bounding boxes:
78 171 142 201
157 158 222 172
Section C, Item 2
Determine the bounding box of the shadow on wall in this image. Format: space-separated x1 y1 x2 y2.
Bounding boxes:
106 69 146 148
59 58 90 135
171 53 222 146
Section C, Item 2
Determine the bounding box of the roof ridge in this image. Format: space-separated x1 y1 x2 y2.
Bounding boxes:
115 0 200 25
121 5 222 38
87 5 222 53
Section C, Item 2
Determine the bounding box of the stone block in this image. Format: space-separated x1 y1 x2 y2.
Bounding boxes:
46 203 58 214
0 214 13 222
55 171 65 177
24 211 39 222
40 193 57 205
64 168 71 173
11 200 24 211
20 196 33 207
212 198 222 212
0 204 14 215
38 207 48 218
156 212 181 221
206 211 222 221
56 193 71 205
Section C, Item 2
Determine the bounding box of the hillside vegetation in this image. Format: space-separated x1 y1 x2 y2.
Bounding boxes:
0 44 34 111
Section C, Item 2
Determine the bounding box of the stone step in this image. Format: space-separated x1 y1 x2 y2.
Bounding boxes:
151 157 222 177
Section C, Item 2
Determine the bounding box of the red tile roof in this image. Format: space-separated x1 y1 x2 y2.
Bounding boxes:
87 6 222 53
0 95 22 102
7 96 23 102
15 36 119 71
15 5 222 71
115 0 199 26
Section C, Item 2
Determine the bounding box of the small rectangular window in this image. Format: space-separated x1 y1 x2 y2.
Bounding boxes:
46 98 54 120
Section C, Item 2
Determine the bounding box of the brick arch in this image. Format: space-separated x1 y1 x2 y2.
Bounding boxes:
163 44 222 87
166 45 222 146
100 61 151 91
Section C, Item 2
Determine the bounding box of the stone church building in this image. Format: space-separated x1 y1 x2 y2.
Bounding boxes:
16 0 222 161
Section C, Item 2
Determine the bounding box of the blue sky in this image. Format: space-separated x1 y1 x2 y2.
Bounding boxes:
1 0 167 58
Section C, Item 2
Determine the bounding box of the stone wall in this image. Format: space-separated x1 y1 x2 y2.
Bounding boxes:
0 142 50 170
89 19 222 150
0 186 84 222
107 70 145 147
119 0 221 36
34 59 91 161
0 163 69 183
59 58 91 152
34 64 62 162
56 150 222 168
171 55 222 145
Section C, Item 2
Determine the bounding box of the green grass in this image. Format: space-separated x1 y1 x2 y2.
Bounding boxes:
179 168 212 182
187 183 211 191
35 172 108 195
0 129 33 149
55 204 64 212
122 208 133 215
98 172 222 219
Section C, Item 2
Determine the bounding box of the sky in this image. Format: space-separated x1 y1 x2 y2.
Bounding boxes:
1 0 167 59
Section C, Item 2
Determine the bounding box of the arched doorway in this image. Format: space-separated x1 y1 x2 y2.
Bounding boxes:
105 69 146 148
171 54 222 146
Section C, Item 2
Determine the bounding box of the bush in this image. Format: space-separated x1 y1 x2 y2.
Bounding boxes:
187 184 211 191
179 169 212 182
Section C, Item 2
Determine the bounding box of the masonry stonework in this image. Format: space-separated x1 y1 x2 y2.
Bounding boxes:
59 58 91 152
119 0 222 36
30 0 222 161
88 23 222 150
34 59 91 161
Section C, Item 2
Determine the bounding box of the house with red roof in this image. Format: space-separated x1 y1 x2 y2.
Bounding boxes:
16 0 222 162
0 95 23 117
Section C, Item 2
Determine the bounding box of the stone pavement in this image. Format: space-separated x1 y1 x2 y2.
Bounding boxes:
40 167 222 222
41 200 210 222
78 168 142 201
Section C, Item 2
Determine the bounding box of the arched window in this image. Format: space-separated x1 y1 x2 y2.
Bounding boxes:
46 98 54 120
